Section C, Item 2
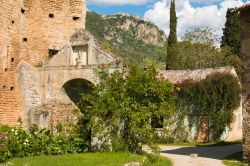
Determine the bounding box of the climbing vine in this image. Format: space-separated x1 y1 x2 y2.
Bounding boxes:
177 72 241 141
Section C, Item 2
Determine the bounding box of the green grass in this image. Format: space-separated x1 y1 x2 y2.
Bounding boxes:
5 152 172 166
161 140 242 147
223 151 243 166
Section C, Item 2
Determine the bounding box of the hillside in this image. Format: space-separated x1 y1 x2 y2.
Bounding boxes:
86 11 168 65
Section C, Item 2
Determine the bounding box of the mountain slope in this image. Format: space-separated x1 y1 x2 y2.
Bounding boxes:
86 11 168 64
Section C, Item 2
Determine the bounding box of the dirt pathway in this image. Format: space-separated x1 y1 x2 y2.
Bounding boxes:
160 144 242 166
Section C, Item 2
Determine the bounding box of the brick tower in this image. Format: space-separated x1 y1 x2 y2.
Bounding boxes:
0 0 87 126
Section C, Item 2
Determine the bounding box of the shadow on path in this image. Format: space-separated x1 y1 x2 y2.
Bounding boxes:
161 144 242 160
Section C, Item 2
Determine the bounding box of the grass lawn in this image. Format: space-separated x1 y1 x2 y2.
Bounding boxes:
4 152 172 166
223 151 243 166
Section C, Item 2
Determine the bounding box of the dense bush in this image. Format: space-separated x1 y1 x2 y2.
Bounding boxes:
78 66 175 153
177 72 241 141
0 121 87 163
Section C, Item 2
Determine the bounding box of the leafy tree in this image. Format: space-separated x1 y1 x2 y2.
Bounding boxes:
166 28 242 73
177 73 241 141
221 8 240 56
78 66 175 152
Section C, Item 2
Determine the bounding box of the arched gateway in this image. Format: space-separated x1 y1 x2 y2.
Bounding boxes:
17 30 122 129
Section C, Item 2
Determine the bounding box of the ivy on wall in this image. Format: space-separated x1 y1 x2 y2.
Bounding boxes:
176 72 241 141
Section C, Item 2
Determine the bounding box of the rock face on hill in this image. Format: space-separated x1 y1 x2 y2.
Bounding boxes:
86 11 167 64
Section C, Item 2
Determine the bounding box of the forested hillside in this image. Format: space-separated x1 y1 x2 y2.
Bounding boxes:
86 11 167 65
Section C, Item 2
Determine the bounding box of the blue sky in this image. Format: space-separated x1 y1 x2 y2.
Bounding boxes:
87 0 239 17
87 0 249 38
87 4 150 17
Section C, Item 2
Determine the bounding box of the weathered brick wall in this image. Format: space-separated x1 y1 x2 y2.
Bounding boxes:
22 0 86 66
0 0 23 126
0 0 86 126
240 8 250 163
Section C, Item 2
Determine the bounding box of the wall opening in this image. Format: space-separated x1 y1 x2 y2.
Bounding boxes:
48 49 59 58
21 8 25 14
10 87 14 91
61 79 93 105
11 58 14 62
11 20 15 24
23 38 27 42
49 14 54 18
73 16 80 21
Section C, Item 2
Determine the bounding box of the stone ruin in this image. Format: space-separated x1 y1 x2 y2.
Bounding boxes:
240 4 250 163
0 0 121 129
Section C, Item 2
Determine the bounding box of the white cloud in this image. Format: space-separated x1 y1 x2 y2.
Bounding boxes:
144 0 249 40
190 0 221 4
88 0 153 6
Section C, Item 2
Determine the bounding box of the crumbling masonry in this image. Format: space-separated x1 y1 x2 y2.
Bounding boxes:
240 4 250 163
0 0 119 129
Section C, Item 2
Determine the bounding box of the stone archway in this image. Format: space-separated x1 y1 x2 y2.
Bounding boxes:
59 78 94 105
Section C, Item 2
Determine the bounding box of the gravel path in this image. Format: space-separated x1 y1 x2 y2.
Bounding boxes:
160 144 242 166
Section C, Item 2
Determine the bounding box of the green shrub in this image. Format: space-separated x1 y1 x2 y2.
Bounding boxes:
78 65 175 153
0 121 88 163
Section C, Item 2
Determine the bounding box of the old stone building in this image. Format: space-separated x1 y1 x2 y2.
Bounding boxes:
0 0 119 129
240 4 250 163
159 67 242 142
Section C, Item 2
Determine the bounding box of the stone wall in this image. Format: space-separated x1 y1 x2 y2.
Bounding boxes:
240 8 250 163
0 0 23 126
15 29 119 128
28 102 78 130
0 0 86 126
22 0 86 66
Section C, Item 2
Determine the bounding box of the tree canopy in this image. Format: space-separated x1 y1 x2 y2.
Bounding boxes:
78 66 175 152
221 8 240 56
166 28 242 73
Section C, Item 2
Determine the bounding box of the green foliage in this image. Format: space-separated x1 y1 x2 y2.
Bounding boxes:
8 152 172 166
78 66 175 153
177 73 241 141
168 0 177 47
0 121 87 163
166 28 242 73
221 8 240 56
223 151 243 166
86 11 167 65
166 0 177 69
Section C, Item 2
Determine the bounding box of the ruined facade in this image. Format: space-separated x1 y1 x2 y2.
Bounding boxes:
159 67 243 142
240 4 250 163
0 0 119 129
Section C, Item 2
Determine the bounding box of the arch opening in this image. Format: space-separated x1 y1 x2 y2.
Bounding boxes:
60 78 93 105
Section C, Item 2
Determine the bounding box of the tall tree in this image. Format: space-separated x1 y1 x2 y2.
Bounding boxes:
166 0 177 69
221 8 240 56
168 0 177 47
